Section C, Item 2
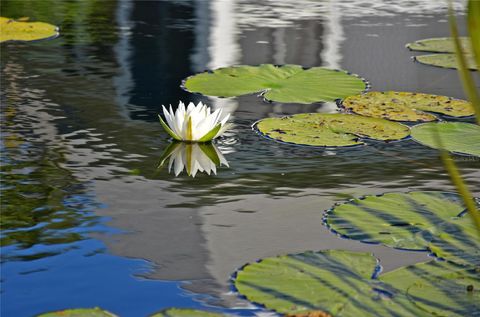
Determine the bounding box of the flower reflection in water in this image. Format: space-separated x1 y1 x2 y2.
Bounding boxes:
158 142 229 177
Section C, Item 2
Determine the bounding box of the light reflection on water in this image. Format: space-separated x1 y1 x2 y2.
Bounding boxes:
1 0 478 316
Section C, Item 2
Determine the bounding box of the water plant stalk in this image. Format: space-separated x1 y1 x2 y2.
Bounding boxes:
442 0 480 234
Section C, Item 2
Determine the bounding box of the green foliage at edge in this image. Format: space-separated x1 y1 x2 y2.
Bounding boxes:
37 308 116 317
150 308 225 317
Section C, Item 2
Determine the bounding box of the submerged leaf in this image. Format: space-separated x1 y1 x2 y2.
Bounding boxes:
183 64 367 104
342 91 474 121
0 16 58 42
411 122 480 156
255 113 410 147
325 191 480 266
234 250 479 316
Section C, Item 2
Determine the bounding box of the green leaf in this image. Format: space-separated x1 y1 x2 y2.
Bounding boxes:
255 113 410 147
411 122 480 156
0 16 58 42
325 191 480 266
380 260 480 316
37 308 117 317
407 37 478 70
342 91 474 121
407 37 473 53
158 115 182 141
198 123 222 142
150 308 226 317
183 64 367 104
234 250 479 316
415 53 478 70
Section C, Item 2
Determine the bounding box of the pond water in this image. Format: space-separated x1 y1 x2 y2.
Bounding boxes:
1 1 479 316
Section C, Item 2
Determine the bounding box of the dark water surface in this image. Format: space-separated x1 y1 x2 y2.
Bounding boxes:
1 1 479 316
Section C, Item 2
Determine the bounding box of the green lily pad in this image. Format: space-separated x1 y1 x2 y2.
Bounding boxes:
234 250 479 316
0 16 58 42
325 191 480 266
411 122 480 156
150 308 225 317
381 260 480 316
407 37 478 70
182 64 368 104
342 91 474 122
406 37 472 53
255 113 410 147
37 308 117 317
414 53 478 71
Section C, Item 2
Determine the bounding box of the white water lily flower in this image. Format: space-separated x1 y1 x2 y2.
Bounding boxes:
159 101 231 142
158 142 229 177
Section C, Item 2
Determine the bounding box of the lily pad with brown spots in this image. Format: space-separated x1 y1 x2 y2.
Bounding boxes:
341 91 474 122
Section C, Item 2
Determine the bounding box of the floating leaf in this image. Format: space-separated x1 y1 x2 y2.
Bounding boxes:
38 308 117 317
342 91 474 122
411 122 480 156
407 37 478 70
0 16 58 43
234 250 479 316
414 53 478 71
254 113 410 147
380 260 480 316
183 64 367 104
325 191 480 266
150 308 225 317
406 37 473 54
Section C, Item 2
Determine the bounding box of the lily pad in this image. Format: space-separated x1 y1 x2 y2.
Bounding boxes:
407 37 478 70
406 37 472 53
151 308 225 317
342 91 474 122
414 54 478 71
182 64 368 104
254 113 410 147
325 191 480 266
37 308 117 317
233 250 479 316
411 122 480 156
0 17 58 43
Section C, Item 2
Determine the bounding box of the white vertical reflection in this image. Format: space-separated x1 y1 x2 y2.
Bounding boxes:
192 0 241 118
321 0 344 70
113 0 134 119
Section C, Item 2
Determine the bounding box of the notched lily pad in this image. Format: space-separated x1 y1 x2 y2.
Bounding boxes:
0 17 59 43
37 308 117 317
233 250 479 316
150 308 225 317
254 113 410 147
411 122 480 157
407 37 478 70
183 64 368 104
325 191 480 266
342 91 474 121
